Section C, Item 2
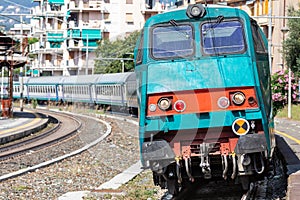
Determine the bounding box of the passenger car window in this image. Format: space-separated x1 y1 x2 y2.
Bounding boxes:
201 20 246 55
152 25 194 59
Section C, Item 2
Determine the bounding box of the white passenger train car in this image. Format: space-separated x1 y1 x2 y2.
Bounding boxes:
3 72 138 112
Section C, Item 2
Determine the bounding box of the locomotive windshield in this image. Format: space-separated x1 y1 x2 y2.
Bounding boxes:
151 24 194 59
201 20 246 55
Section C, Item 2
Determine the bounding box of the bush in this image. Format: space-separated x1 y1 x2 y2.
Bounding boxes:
271 69 298 116
32 99 38 109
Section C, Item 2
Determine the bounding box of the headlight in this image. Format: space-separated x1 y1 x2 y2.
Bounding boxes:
217 96 230 109
148 104 157 112
232 92 245 105
248 96 257 106
174 100 186 112
158 98 171 111
186 4 206 19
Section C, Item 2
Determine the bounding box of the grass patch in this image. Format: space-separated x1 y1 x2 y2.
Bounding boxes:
116 170 163 200
276 105 300 121
13 185 32 191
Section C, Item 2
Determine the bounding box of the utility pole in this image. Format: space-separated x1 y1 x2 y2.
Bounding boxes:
20 15 24 112
281 27 291 119
9 51 13 118
20 66 24 112
86 35 89 75
268 0 273 72
1 66 5 100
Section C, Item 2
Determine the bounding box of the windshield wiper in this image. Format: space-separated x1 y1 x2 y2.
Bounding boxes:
169 19 191 40
169 19 178 27
203 15 224 37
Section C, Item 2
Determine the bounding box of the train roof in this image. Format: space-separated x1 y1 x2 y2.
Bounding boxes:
61 75 100 85
94 72 135 84
61 72 135 85
25 76 65 84
144 3 249 27
0 72 136 85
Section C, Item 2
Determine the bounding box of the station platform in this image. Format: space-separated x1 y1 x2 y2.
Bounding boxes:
0 108 49 144
275 118 300 200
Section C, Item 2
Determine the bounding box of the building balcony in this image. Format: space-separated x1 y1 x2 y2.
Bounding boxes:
87 0 102 9
67 39 84 49
48 0 65 5
80 21 101 28
69 0 82 11
31 6 43 16
31 58 63 71
68 21 77 29
67 29 101 40
67 28 101 50
45 4 65 16
45 24 66 32
31 41 64 54
69 0 108 12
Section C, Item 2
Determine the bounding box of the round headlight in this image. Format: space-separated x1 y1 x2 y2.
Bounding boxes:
158 98 171 111
217 97 230 109
248 96 257 106
232 92 245 105
174 100 186 112
191 6 201 17
186 4 206 19
148 104 157 112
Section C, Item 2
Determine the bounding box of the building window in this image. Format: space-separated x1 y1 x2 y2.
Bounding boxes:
126 13 134 24
126 0 133 4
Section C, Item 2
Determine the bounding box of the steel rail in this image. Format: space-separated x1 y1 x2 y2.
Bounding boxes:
0 110 82 161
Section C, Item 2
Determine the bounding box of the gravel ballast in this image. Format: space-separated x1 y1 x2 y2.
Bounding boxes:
0 113 140 200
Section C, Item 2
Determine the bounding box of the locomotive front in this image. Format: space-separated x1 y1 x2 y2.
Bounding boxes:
134 3 274 197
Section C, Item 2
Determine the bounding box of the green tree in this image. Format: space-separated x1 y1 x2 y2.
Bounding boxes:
94 31 140 73
28 37 39 45
28 37 39 60
282 7 300 77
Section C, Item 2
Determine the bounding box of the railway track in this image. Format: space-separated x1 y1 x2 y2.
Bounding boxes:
165 148 287 200
167 178 278 200
0 109 82 161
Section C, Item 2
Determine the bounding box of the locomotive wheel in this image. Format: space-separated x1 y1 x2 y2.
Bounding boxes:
161 179 180 200
240 175 250 191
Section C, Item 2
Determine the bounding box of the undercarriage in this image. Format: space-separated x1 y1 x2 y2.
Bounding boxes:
142 131 270 197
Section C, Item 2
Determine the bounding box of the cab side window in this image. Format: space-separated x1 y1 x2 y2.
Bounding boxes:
251 22 267 54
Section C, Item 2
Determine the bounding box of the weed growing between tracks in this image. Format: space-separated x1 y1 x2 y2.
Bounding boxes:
116 170 163 200
85 170 164 200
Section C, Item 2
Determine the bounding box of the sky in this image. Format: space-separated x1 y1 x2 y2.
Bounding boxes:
0 0 37 30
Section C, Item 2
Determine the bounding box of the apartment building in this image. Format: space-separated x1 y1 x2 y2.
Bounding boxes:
142 0 299 72
28 0 145 76
194 0 299 72
11 0 299 76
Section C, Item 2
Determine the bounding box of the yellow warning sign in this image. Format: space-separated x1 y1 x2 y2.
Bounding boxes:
232 118 250 136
